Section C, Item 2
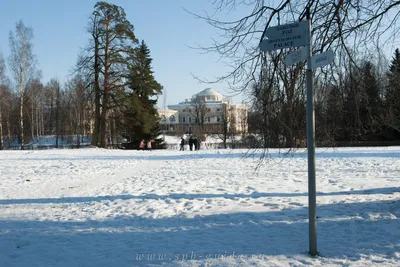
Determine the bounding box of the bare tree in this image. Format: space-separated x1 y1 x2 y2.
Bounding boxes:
237 102 248 138
54 81 61 148
65 74 89 147
25 79 43 143
8 20 37 149
190 95 210 133
213 102 235 148
0 53 6 149
78 10 103 147
189 1 400 92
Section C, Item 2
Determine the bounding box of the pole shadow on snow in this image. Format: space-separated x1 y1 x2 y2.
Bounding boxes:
0 199 398 267
1 187 399 206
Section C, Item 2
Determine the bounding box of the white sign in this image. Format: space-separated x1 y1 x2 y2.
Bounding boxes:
265 21 308 39
259 35 306 51
285 47 307 66
311 50 334 69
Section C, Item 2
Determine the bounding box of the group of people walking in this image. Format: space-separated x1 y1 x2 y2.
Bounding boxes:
180 135 201 151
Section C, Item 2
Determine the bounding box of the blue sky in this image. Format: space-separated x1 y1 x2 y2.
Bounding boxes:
0 0 251 107
2 1 399 108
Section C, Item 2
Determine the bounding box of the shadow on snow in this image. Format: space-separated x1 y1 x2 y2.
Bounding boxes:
0 199 399 266
1 187 399 206
2 150 400 162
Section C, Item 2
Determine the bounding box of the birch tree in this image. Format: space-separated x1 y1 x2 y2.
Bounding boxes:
9 20 37 149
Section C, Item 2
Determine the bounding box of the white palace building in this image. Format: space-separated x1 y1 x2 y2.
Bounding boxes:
158 88 248 135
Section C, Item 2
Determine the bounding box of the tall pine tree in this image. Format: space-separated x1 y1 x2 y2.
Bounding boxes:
120 40 163 147
325 85 344 141
386 49 400 131
84 1 137 148
360 61 381 135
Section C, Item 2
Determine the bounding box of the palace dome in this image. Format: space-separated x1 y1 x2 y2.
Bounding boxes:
196 88 223 101
196 88 220 96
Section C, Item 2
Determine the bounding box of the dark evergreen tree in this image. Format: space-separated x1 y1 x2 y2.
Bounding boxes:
343 65 362 140
325 85 344 141
360 61 381 134
389 48 400 74
120 40 163 148
386 49 400 131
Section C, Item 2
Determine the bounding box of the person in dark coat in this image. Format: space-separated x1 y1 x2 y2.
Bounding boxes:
193 137 198 150
189 136 194 151
196 137 201 150
180 137 185 151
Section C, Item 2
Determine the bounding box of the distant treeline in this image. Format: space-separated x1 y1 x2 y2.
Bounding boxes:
247 49 400 148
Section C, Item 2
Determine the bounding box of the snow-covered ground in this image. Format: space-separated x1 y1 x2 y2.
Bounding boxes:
0 147 399 266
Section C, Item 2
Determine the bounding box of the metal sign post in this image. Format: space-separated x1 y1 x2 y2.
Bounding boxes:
259 13 331 256
305 16 318 257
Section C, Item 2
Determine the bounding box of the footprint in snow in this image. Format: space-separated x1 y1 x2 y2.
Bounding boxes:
263 203 280 209
147 207 155 212
239 201 252 206
288 202 303 206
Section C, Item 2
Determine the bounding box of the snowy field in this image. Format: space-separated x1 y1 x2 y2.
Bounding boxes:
0 147 399 267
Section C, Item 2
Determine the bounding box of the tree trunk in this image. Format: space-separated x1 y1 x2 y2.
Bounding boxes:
7 116 11 148
49 95 54 135
20 90 24 150
31 98 34 143
99 88 109 148
99 107 109 148
91 37 101 147
99 30 110 148
41 107 44 136
55 84 60 148
36 104 39 137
